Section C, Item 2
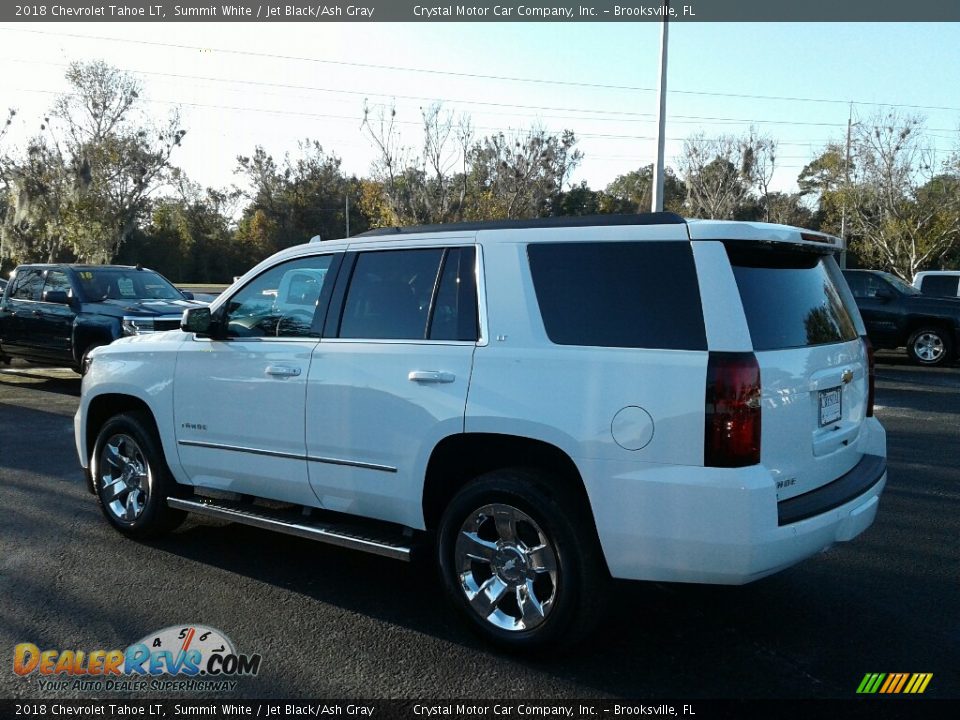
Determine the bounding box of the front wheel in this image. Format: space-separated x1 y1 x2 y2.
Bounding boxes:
906 327 954 366
91 411 186 539
438 468 608 651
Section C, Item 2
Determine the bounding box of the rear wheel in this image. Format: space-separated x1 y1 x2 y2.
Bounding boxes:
906 326 953 366
438 468 607 651
91 411 186 538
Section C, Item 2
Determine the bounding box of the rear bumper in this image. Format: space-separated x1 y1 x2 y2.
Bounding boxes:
581 418 887 585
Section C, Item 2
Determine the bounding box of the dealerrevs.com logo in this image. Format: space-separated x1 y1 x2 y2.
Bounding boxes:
13 625 262 693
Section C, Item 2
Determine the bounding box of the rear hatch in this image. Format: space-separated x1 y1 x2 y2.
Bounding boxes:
726 244 869 500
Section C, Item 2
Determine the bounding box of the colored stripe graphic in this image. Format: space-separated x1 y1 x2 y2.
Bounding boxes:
857 673 932 694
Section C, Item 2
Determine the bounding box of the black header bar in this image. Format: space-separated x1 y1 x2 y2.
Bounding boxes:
2 1 959 23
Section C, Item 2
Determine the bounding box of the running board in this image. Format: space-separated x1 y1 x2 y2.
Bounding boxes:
167 497 413 561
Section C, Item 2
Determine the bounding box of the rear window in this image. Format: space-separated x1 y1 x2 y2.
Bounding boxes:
919 275 960 297
728 247 858 351
527 241 707 350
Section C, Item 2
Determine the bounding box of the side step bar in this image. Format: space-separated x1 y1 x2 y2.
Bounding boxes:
167 497 413 561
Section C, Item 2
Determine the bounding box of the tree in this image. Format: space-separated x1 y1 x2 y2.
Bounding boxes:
603 164 685 214
1 61 185 264
677 130 775 219
797 144 847 234
234 140 364 257
362 102 582 224
845 112 960 280
464 127 582 220
119 178 243 283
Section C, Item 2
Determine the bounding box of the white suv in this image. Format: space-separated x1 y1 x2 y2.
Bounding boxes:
76 213 887 649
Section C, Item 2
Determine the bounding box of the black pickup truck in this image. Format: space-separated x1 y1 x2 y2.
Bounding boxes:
842 269 960 367
0 264 203 373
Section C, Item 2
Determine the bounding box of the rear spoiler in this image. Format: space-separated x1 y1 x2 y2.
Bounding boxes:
686 221 843 253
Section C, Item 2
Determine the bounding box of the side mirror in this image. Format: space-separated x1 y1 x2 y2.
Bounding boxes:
181 306 213 335
42 290 71 305
180 290 195 300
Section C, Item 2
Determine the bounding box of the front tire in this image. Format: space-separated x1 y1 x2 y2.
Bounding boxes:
438 468 608 651
906 326 954 366
91 411 186 539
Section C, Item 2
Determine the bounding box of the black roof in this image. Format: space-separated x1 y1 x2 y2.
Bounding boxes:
14 264 147 271
356 212 686 237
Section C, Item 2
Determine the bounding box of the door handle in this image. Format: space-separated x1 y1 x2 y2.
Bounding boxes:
266 365 301 377
408 370 455 383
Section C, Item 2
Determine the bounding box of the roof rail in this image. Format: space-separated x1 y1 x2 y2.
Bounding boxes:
356 212 687 237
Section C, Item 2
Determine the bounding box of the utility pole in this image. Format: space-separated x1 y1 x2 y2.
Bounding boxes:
345 193 350 238
840 102 853 268
652 0 670 213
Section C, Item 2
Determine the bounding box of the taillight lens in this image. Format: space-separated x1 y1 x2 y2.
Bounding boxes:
705 352 762 467
863 335 875 417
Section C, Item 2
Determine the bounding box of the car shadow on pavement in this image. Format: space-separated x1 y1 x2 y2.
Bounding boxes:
142 504 958 699
0 364 81 398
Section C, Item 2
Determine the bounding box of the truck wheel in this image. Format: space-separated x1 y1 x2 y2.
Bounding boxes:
906 327 954 366
91 411 186 539
438 468 608 651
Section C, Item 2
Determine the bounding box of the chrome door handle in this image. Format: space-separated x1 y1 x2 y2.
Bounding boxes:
266 365 301 377
408 370 455 383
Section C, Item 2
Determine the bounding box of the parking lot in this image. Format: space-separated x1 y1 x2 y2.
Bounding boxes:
0 353 957 700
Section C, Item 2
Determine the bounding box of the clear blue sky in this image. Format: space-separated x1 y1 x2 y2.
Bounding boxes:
0 21 957 195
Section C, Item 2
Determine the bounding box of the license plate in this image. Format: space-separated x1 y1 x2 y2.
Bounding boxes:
819 387 842 426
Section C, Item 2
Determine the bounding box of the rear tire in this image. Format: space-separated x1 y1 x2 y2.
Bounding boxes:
906 326 953 366
91 411 187 539
438 468 608 651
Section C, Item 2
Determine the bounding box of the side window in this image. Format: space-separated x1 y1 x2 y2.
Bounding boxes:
844 273 868 298
42 270 72 300
222 255 333 338
919 275 960 297
528 242 707 350
339 249 444 340
864 275 889 298
10 269 43 301
429 247 478 341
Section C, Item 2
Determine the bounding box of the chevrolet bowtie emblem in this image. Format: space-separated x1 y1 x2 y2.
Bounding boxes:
841 369 854 384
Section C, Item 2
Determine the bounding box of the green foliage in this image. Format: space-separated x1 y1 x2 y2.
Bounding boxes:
604 164 686 214
845 112 960 279
1 61 184 265
234 141 366 257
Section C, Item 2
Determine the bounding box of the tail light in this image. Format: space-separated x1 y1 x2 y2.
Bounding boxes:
863 335 876 417
705 352 761 467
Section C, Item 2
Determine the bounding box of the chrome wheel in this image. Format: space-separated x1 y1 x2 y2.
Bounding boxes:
913 332 944 363
98 434 151 523
454 503 559 632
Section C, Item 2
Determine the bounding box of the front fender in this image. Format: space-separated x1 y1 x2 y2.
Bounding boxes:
72 313 122 367
77 333 187 482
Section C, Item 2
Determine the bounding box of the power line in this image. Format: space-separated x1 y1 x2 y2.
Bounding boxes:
4 26 960 114
4 84 955 160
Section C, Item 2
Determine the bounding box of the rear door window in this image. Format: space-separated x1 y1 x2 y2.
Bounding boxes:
527 241 707 350
919 275 960 297
339 249 444 340
729 248 858 351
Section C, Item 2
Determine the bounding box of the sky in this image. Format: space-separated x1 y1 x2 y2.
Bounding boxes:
0 21 958 199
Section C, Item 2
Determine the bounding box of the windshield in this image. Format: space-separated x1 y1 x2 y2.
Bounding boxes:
75 268 184 302
881 272 921 295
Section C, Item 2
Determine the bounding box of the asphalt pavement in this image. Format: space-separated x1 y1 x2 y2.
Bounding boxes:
0 353 957 701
